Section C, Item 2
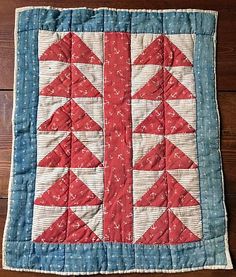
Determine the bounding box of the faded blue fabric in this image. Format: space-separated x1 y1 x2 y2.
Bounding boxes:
17 8 216 34
3 7 231 274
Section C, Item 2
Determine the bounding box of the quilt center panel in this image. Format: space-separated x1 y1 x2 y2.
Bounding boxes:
32 30 202 245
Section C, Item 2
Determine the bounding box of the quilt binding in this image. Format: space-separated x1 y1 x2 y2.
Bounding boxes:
2 7 232 275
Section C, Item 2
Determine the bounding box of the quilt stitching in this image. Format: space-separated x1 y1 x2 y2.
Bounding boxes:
3 7 232 274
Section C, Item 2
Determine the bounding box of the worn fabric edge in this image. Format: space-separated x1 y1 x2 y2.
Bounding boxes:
15 6 218 15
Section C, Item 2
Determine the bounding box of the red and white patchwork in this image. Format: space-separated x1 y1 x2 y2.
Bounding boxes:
32 30 202 244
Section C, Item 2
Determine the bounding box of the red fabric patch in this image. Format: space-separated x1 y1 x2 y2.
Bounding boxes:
40 65 102 98
34 170 102 206
132 68 194 100
38 133 102 168
103 32 133 243
134 35 192 66
134 101 195 135
40 32 102 64
34 208 101 243
38 99 101 131
136 209 200 244
135 171 199 207
134 138 197 171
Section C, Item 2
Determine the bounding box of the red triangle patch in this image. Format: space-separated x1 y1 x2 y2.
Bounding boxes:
40 66 71 97
71 65 102 97
38 99 102 132
134 102 164 135
39 32 102 64
134 139 165 171
39 32 72 62
134 171 199 207
136 209 169 244
38 133 102 168
38 134 71 168
34 170 102 206
71 33 102 64
34 208 101 243
70 99 102 131
166 138 197 170
167 172 199 207
169 210 200 243
133 35 192 66
136 209 200 244
135 172 168 207
133 102 194 135
134 35 164 65
165 102 195 134
71 133 102 168
132 69 194 100
40 65 102 98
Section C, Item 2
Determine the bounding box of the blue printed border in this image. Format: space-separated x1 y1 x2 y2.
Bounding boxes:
3 7 232 274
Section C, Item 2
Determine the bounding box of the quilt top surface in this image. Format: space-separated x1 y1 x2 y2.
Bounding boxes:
3 6 232 275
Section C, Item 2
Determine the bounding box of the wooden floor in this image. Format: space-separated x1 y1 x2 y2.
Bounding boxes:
0 0 236 276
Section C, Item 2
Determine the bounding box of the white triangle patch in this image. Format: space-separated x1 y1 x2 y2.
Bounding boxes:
132 65 162 95
167 169 200 201
166 133 198 164
132 99 161 129
73 97 103 128
71 205 103 240
75 32 103 62
35 167 68 199
32 205 67 240
133 170 164 204
39 61 69 92
170 206 202 238
73 131 104 162
133 207 166 242
37 96 69 128
71 167 104 200
166 34 195 64
166 66 195 96
37 131 70 163
131 33 159 63
74 63 103 94
38 30 68 59
133 133 164 164
166 99 196 129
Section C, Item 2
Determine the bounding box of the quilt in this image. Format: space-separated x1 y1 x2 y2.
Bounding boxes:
2 6 232 274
